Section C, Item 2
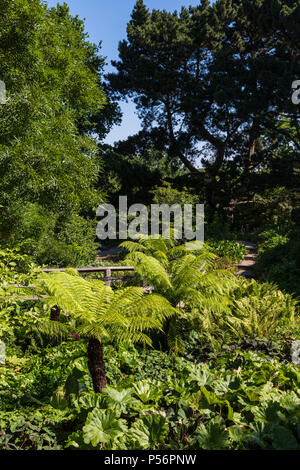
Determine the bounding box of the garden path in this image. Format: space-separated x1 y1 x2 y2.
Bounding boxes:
98 240 258 279
236 241 257 278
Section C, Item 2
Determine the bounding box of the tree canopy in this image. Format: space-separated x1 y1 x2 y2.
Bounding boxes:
0 0 119 265
108 0 300 207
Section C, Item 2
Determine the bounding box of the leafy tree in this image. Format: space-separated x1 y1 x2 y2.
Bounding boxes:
99 146 169 207
0 0 118 265
151 181 200 206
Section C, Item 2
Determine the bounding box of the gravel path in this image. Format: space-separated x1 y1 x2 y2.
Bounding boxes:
98 245 122 260
236 240 257 278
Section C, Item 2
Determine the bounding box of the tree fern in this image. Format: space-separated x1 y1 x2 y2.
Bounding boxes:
125 252 172 291
33 271 177 392
121 236 235 352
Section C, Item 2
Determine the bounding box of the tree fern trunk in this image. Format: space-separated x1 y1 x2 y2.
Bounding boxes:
50 306 60 322
50 306 60 346
162 318 171 351
87 338 107 393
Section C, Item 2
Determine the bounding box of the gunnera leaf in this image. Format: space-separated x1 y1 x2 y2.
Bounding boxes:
195 418 230 450
128 414 169 449
83 409 127 447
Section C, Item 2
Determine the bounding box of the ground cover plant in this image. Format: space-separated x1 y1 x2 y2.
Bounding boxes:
1 341 299 450
207 240 248 265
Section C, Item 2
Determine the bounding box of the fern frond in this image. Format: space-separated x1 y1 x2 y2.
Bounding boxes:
125 252 172 291
76 323 109 341
116 330 153 346
124 316 162 332
120 240 147 253
167 318 186 355
37 272 93 318
64 268 80 276
131 294 178 323
32 271 176 347
33 318 70 340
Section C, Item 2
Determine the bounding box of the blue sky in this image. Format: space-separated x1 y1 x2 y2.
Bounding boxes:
45 0 201 144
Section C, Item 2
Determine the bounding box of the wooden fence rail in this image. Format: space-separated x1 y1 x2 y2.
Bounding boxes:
41 266 135 273
41 266 135 287
5 266 136 301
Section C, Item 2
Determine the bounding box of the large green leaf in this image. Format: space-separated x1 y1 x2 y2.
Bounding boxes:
133 380 162 404
83 409 127 447
50 386 68 411
128 414 169 449
102 387 141 414
195 418 230 450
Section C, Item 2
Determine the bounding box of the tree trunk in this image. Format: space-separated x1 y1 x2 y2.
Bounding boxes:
50 306 60 346
87 338 107 393
50 306 60 322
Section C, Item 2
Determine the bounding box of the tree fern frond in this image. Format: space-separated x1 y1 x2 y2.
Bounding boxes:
170 254 204 289
168 244 190 260
116 330 153 346
124 316 162 332
87 279 110 292
182 287 231 313
64 268 80 276
151 250 168 266
120 240 147 253
37 272 93 318
167 318 186 355
143 237 169 255
131 294 178 322
125 252 172 291
32 271 176 347
76 323 109 341
33 318 70 340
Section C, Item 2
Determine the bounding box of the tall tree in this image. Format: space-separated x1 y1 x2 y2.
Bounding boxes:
0 0 118 265
108 0 300 208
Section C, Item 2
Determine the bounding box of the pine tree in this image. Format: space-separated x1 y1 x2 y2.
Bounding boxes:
108 0 300 208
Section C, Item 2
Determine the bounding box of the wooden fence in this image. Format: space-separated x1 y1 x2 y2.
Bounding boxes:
6 266 136 301
41 266 135 287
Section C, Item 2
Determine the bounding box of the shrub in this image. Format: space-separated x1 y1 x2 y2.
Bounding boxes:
255 230 300 296
207 240 248 264
186 279 299 354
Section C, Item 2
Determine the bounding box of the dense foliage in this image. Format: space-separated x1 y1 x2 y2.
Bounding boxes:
1 340 299 450
255 229 300 296
0 239 299 450
0 0 119 266
0 0 299 453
